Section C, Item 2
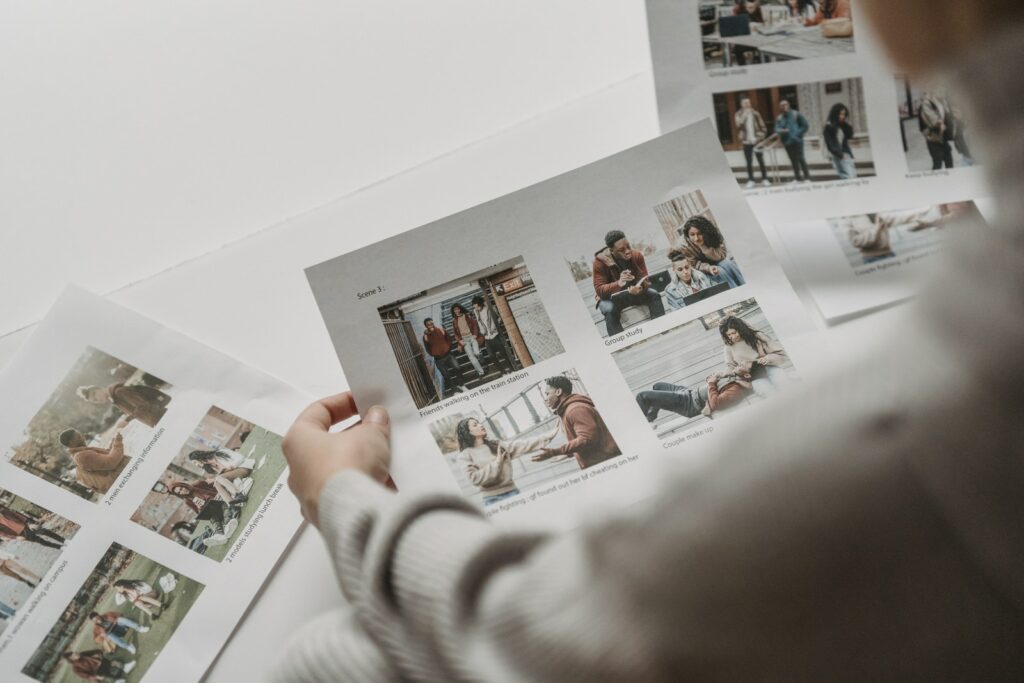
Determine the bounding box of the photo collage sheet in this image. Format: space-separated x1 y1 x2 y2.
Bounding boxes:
646 0 992 321
0 288 306 683
307 122 815 526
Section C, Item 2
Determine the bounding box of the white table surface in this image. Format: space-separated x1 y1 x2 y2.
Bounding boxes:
0 3 905 680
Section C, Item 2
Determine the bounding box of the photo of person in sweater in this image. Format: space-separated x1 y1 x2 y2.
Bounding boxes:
614 298 796 439
378 257 565 410
429 370 621 507
5 347 175 502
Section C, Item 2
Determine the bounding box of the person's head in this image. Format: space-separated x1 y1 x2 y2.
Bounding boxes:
740 97 752 110
744 0 761 13
170 483 191 497
75 385 107 404
670 254 694 284
58 428 84 449
684 216 725 250
451 303 465 318
719 316 760 348
543 375 574 410
779 99 791 113
828 103 850 126
424 317 435 332
604 230 631 260
858 0 1024 74
88 611 100 621
471 295 485 311
455 417 492 451
188 450 221 474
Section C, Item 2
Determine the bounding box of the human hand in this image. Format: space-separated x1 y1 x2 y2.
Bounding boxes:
282 393 390 527
627 285 642 296
706 373 720 383
756 357 769 366
710 266 721 276
617 270 635 288
531 448 558 462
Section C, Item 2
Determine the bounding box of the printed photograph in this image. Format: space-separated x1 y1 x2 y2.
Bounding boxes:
700 0 855 70
566 189 746 340
0 489 79 636
378 258 565 409
6 347 174 502
896 76 979 172
829 202 981 267
428 370 622 507
613 298 795 439
713 77 875 186
22 543 203 683
131 407 287 561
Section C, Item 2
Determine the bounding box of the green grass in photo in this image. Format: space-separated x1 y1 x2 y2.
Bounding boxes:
47 555 203 683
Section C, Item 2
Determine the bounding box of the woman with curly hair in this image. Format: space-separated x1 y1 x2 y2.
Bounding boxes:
679 215 746 289
454 416 558 505
824 103 857 179
719 316 788 396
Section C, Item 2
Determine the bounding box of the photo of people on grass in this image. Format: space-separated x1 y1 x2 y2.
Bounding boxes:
699 0 854 71
428 369 621 507
6 347 174 502
829 202 981 267
713 78 875 186
0 489 79 636
130 407 287 561
378 258 566 410
896 76 979 172
22 543 203 683
613 298 795 439
566 189 746 340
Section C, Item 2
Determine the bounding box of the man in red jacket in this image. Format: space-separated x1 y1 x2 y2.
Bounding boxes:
532 375 621 469
422 318 464 398
592 230 666 337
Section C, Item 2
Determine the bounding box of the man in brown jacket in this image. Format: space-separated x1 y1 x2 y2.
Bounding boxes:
533 375 621 469
61 649 136 682
58 429 130 495
591 230 666 337
76 382 171 429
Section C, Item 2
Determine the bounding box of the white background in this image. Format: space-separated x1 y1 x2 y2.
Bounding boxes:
0 2 909 681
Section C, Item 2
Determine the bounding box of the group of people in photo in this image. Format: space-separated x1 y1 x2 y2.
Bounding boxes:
635 315 788 425
453 375 621 505
839 203 974 265
718 0 853 67
422 296 515 399
735 96 859 186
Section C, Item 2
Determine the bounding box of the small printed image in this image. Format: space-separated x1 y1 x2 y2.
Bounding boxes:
566 189 746 340
613 298 795 439
22 543 204 683
6 347 174 502
130 407 287 561
0 489 80 636
829 202 981 267
713 77 875 187
428 370 622 507
378 258 565 410
700 0 855 70
896 76 979 172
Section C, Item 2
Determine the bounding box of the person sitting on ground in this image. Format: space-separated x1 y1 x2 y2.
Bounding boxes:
663 248 714 311
636 370 753 423
591 230 666 336
720 316 788 397
188 448 254 506
76 381 170 429
58 429 129 495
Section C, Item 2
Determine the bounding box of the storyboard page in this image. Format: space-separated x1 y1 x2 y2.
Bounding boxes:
646 0 992 321
0 288 306 683
307 120 815 526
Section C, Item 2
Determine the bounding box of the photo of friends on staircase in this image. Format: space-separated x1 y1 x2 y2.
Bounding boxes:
566 189 746 340
427 369 622 507
699 0 855 71
378 258 566 410
612 298 795 440
713 77 875 187
6 347 174 502
130 407 287 561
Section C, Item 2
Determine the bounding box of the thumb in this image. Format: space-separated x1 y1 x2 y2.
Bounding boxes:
362 405 390 438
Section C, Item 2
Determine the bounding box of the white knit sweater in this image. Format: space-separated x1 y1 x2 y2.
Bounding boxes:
274 31 1024 682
